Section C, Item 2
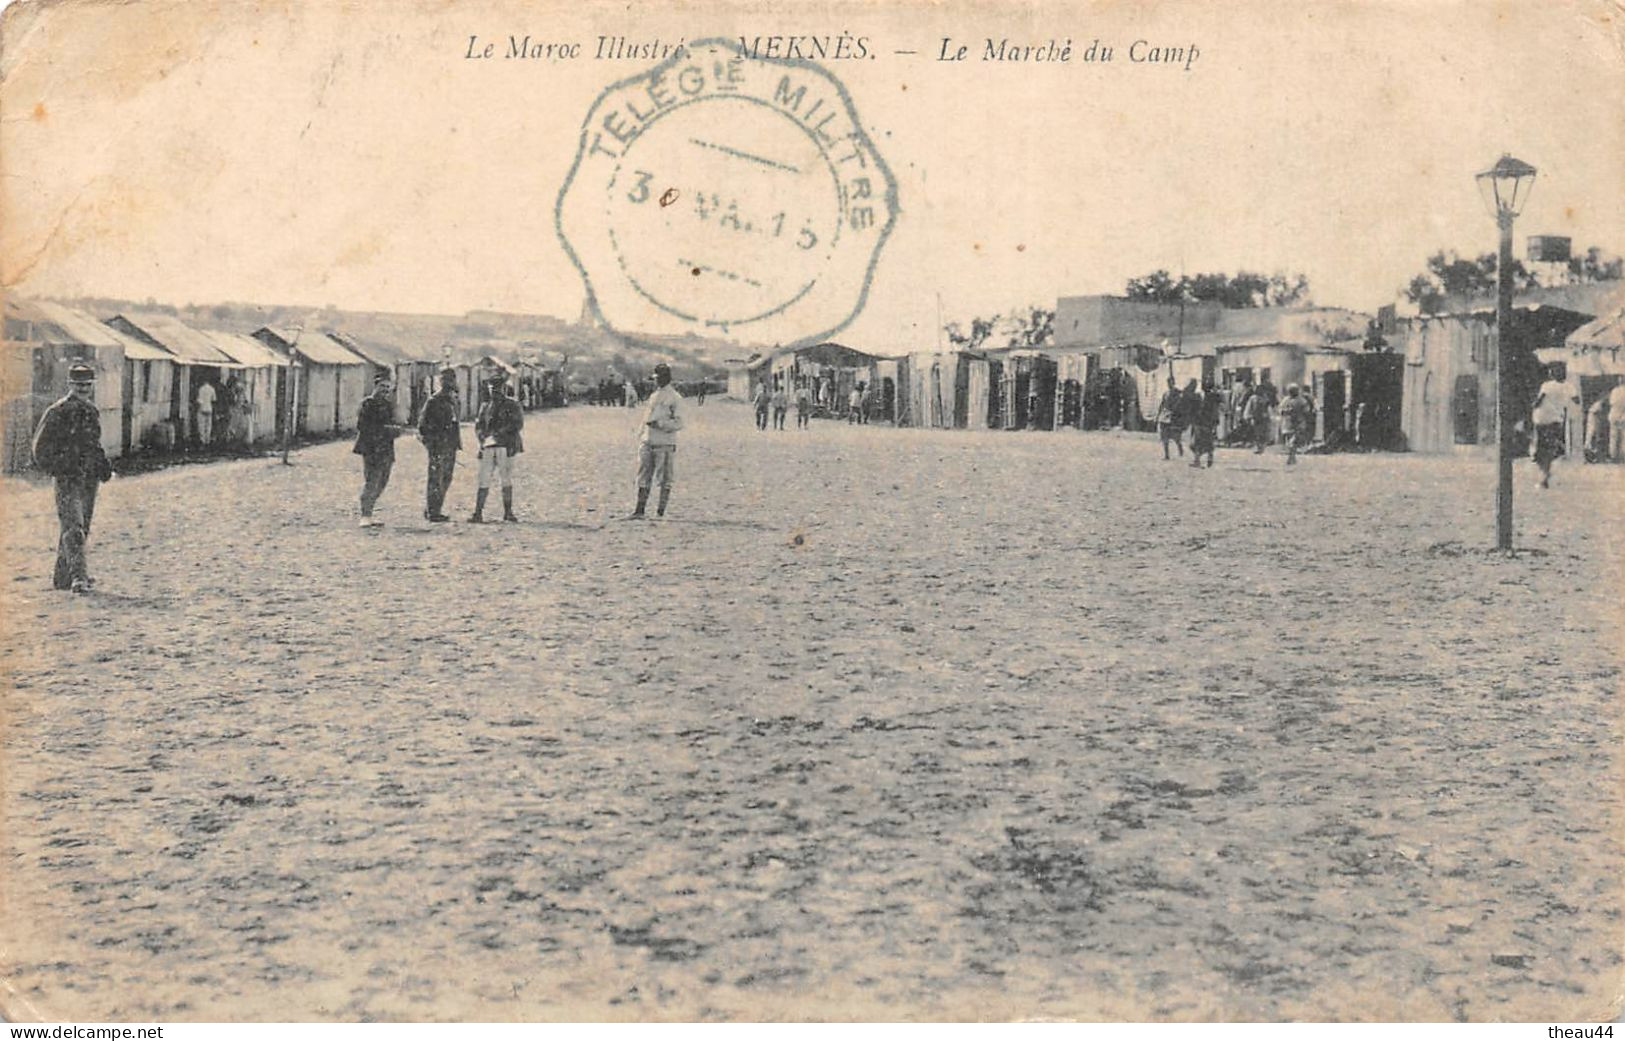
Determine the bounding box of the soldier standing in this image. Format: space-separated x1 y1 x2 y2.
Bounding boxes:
471 373 524 523
629 362 682 519
32 363 113 592
417 366 461 522
354 373 400 526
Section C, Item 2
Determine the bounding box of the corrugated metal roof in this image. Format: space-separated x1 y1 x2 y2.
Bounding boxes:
6 300 178 361
1565 294 1625 352
112 312 241 366
295 332 370 367
203 329 288 367
328 330 424 367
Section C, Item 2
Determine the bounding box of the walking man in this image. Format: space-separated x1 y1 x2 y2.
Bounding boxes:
472 373 524 522
1530 368 1578 489
32 363 114 592
1279 383 1312 465
771 381 788 430
794 381 812 429
418 366 461 522
1190 380 1221 468
630 362 682 519
355 373 399 526
1156 377 1184 460
753 381 771 431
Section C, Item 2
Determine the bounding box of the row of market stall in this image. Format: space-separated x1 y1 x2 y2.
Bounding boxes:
1 299 565 473
728 287 1625 455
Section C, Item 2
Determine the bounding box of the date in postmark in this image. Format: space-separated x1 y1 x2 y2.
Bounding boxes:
557 39 899 345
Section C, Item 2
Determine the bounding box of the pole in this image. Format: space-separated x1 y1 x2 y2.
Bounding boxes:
1495 210 1515 551
281 326 305 466
280 363 295 466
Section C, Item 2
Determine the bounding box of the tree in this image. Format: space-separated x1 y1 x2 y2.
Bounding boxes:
945 315 998 351
1004 306 1054 349
1401 246 1622 315
1124 270 1310 308
1568 247 1624 283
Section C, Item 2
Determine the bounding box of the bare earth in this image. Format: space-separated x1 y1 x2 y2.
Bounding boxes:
1 402 1621 1022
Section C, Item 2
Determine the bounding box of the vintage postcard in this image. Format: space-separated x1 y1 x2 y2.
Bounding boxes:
1 0 1622 1024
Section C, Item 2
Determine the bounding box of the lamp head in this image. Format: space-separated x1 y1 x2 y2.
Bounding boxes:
1476 154 1537 220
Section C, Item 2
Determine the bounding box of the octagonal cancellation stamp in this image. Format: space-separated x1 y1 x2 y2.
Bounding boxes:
557 38 899 345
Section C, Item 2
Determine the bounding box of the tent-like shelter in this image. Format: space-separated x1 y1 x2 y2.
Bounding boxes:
252 327 370 436
107 312 246 448
2 299 140 471
203 329 290 446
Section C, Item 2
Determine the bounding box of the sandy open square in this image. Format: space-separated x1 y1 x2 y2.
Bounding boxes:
1 402 1620 1022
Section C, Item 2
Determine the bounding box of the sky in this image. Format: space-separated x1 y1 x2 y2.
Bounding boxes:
2 0 1622 349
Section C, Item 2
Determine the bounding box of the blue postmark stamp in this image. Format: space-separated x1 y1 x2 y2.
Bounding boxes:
557 38 899 346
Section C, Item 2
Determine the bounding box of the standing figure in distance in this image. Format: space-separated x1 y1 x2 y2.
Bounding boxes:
1156 377 1184 460
771 380 788 431
1608 379 1625 464
1190 380 1221 468
471 372 524 522
194 376 217 450
794 380 812 429
418 366 461 522
753 380 771 431
355 373 400 526
630 362 683 520
32 363 114 592
1278 383 1312 465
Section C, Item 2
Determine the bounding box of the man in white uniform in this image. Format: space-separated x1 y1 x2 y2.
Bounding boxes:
629 363 682 520
1608 381 1625 464
194 378 217 448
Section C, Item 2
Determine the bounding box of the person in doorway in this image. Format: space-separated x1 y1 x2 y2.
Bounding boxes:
194 377 217 449
771 381 788 430
697 382 707 406
1156 377 1184 460
1245 385 1271 453
753 381 771 431
1190 380 1221 468
629 362 682 519
32 363 114 592
471 372 524 522
1530 369 1579 489
418 366 461 522
1278 383 1313 465
354 373 400 526
223 374 248 446
848 383 862 424
794 381 812 429
1609 380 1625 464
1585 395 1609 463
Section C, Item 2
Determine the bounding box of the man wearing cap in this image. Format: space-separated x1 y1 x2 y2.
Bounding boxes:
630 362 682 519
417 367 461 522
471 372 524 523
354 372 400 526
32 363 114 592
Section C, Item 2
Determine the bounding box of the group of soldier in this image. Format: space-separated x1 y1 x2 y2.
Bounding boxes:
1155 376 1316 467
29 361 684 593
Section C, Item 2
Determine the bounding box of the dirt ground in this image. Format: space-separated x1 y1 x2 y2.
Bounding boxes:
1 401 1620 1022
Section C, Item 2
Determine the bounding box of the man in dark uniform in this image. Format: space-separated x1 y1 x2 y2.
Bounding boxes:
32 363 113 592
471 372 523 523
417 366 461 522
354 372 399 526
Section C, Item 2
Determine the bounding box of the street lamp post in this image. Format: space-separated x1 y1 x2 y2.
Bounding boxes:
1475 154 1537 551
281 325 306 466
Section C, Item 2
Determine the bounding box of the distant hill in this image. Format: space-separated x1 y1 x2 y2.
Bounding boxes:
45 295 759 387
